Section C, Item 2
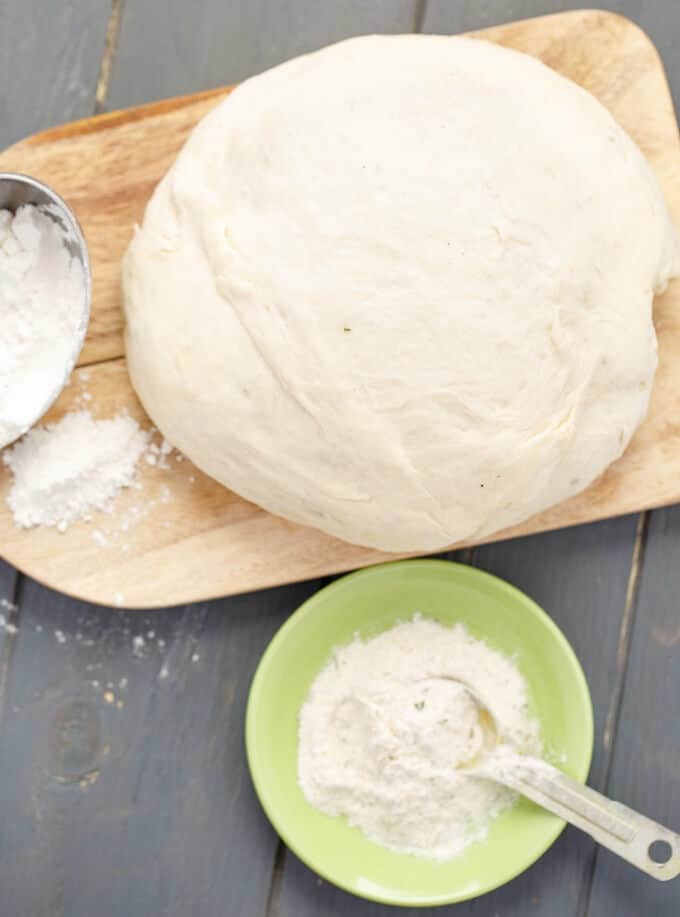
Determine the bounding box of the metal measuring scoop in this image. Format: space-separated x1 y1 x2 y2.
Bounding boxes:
438 677 680 881
0 172 91 449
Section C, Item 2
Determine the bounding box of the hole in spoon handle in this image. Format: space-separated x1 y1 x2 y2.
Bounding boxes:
505 762 680 881
648 839 674 865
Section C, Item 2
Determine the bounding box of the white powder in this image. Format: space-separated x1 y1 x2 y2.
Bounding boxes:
0 204 85 445
132 635 146 657
2 410 149 529
0 614 18 635
298 615 541 861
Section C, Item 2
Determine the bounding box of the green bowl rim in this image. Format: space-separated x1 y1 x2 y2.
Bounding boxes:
245 558 595 907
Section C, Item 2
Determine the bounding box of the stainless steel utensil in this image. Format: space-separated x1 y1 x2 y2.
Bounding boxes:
445 677 680 881
0 172 91 449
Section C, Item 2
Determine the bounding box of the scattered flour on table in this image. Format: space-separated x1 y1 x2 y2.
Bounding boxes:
0 611 18 635
0 204 85 445
132 635 146 658
298 615 541 862
2 410 150 529
0 600 17 636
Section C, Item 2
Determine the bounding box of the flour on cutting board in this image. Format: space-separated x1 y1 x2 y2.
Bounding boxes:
3 410 150 529
2 384 181 535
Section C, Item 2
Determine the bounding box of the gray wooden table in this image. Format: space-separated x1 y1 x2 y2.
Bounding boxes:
1 2 678 915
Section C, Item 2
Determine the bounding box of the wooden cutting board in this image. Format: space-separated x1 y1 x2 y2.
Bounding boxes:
1 9 679 608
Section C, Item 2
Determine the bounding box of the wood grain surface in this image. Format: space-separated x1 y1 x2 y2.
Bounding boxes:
0 0 111 148
1 9 680 608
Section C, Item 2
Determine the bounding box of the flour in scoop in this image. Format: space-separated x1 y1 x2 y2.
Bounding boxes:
298 615 541 861
0 204 85 445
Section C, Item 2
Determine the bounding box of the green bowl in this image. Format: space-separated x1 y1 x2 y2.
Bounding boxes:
245 559 593 907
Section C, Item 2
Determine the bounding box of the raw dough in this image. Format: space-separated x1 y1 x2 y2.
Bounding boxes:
123 35 679 551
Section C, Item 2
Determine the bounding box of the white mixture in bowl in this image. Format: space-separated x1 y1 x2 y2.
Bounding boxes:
298 615 540 861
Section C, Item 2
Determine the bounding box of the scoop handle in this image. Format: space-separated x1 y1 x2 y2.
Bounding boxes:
486 754 679 880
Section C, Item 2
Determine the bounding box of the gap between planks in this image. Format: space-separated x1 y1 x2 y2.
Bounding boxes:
71 2 139 375
603 512 649 753
0 574 23 725
95 0 126 114
264 840 287 917
577 510 650 917
413 0 428 33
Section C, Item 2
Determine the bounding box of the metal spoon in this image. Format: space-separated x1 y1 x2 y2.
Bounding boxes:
0 172 91 449
445 678 680 881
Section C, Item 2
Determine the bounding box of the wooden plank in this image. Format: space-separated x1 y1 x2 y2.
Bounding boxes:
0 577 318 917
106 0 419 109
586 507 680 917
0 0 111 148
274 516 640 916
2 10 678 608
423 1 680 111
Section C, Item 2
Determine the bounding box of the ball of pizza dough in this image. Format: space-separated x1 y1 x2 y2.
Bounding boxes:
123 35 679 551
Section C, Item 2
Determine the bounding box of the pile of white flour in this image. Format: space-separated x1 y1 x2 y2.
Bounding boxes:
0 204 85 446
0 205 178 536
3 410 150 530
298 615 540 861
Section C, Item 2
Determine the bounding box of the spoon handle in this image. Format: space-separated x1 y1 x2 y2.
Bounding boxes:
488 755 679 880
